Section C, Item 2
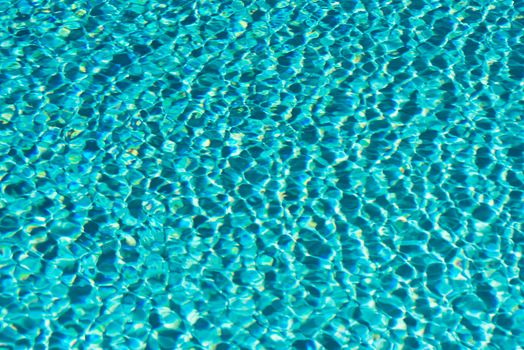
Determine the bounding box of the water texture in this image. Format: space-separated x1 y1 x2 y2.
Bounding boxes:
0 0 523 349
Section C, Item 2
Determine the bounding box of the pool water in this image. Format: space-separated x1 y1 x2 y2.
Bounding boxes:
1 0 523 349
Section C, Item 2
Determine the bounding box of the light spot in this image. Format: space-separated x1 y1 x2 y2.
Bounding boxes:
187 310 199 325
58 27 71 37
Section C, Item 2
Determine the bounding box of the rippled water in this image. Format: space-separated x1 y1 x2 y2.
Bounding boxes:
1 0 523 349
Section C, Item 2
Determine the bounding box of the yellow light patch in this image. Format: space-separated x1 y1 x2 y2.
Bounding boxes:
124 235 136 247
58 27 71 37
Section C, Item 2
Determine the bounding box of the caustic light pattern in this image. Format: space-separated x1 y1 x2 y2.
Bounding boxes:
0 0 523 349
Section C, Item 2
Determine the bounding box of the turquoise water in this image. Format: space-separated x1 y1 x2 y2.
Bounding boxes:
1 0 523 349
